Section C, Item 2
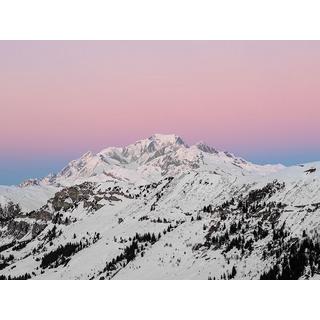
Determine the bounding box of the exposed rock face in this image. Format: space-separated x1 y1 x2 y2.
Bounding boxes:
50 182 94 212
7 220 30 239
196 142 218 154
19 179 40 187
0 202 21 223
28 210 52 222
31 223 46 238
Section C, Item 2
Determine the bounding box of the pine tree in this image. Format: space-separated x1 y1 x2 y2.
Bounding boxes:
231 266 237 279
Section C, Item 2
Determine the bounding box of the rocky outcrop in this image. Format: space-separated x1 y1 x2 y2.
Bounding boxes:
0 202 21 223
7 220 30 239
31 223 46 238
28 210 52 222
50 182 94 212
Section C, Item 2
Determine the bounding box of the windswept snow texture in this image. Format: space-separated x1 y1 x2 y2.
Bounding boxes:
1 134 320 280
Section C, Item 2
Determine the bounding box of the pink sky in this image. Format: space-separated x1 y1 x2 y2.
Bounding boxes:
1 41 320 183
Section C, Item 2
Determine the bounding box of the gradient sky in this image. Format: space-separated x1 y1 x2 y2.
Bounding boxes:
1 41 320 185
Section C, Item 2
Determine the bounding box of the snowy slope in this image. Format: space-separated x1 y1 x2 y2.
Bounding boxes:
0 185 58 211
1 134 319 280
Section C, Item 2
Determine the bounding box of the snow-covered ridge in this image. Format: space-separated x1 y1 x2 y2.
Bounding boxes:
2 134 320 280
19 134 285 188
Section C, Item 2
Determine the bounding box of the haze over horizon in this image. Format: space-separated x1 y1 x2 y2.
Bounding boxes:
1 41 320 184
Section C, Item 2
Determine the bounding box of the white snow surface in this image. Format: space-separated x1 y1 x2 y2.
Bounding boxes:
1 134 320 280
24 133 285 186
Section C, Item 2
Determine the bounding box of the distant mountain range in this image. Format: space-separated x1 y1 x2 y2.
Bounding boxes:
1 134 320 280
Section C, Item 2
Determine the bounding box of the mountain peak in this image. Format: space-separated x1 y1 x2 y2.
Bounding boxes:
18 133 287 188
82 151 95 159
148 134 187 147
195 141 218 154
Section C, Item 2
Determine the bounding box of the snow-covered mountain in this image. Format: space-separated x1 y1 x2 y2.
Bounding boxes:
21 134 283 187
1 134 320 280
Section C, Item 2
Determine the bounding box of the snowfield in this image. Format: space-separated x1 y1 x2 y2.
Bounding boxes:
1 134 320 280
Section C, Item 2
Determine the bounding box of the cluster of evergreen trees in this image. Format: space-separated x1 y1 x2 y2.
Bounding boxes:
101 221 182 279
52 213 74 225
138 215 149 221
150 178 174 212
196 180 320 280
272 222 289 241
0 241 16 253
103 232 161 277
191 214 203 222
252 222 269 242
0 254 14 271
247 181 285 205
150 217 170 224
13 240 29 251
0 273 31 280
202 208 271 256
229 220 242 234
42 225 64 245
40 232 101 269
40 242 83 269
210 230 252 254
234 183 285 217
219 267 237 280
261 236 320 280
206 221 246 252
203 205 213 213
199 181 291 257
134 232 160 243
225 235 245 252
